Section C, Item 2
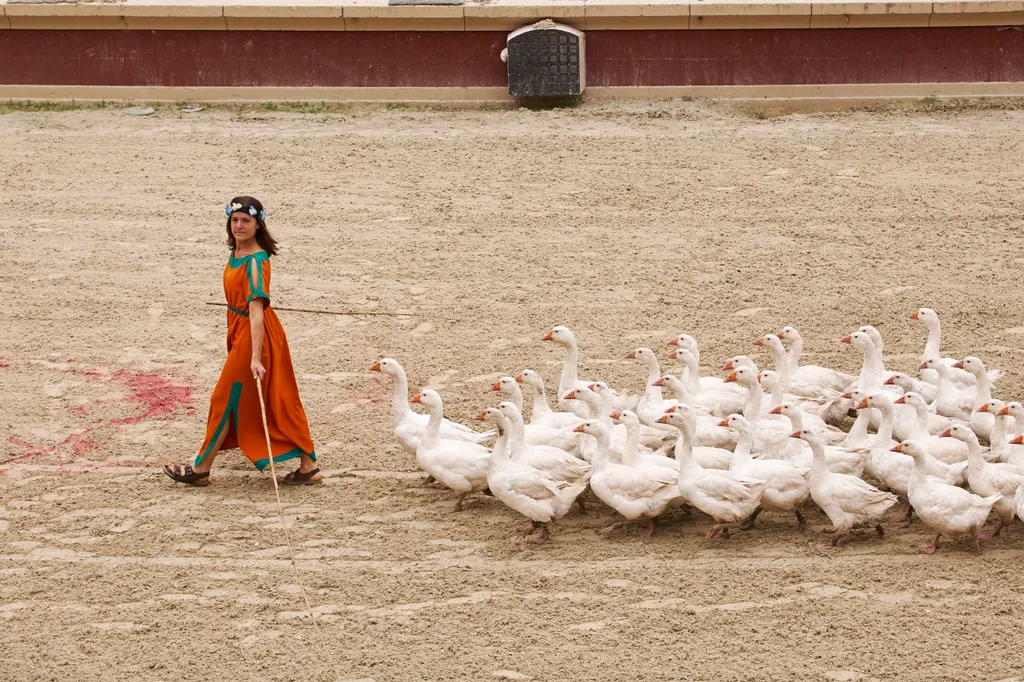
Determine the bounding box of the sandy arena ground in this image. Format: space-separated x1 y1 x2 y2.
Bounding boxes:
3 100 1024 681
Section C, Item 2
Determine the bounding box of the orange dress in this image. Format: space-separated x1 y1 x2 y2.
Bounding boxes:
195 251 316 471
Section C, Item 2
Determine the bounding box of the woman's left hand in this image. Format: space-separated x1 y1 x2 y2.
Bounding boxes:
251 359 267 381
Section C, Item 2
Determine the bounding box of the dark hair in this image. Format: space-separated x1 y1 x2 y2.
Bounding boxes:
225 195 278 257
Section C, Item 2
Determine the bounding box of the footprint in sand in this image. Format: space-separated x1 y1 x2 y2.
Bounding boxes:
733 307 767 317
765 168 790 177
492 672 533 681
409 285 427 295
411 322 434 336
834 168 859 177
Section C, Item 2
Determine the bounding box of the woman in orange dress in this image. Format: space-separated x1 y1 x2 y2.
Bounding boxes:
164 196 320 486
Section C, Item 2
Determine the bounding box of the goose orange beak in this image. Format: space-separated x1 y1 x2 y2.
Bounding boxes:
840 391 853 399
411 394 423 404
667 351 680 360
625 351 637 359
588 383 597 390
839 335 852 344
939 428 952 438
474 411 487 421
855 399 869 409
572 424 585 433
756 374 763 384
668 336 680 345
952 360 964 369
665 406 679 413
565 390 577 400
514 373 524 383
891 443 905 453
490 381 502 392
610 412 622 420
716 418 729 427
998 406 1010 416
1011 435 1023 445
894 396 906 405
542 330 554 341
883 376 896 385
724 371 738 383
652 377 666 387
977 404 990 413
909 311 919 320
721 360 734 371
655 415 669 424
754 338 765 346
790 431 802 439
918 361 929 370
768 406 782 415
371 362 381 372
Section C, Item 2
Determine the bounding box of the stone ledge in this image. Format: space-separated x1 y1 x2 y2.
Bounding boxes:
3 0 1024 29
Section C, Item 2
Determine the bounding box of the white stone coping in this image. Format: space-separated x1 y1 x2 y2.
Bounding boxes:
2 0 1022 25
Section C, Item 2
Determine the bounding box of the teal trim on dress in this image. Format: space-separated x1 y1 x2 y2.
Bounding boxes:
253 447 316 472
227 304 249 317
194 381 243 468
229 249 269 270
243 255 270 305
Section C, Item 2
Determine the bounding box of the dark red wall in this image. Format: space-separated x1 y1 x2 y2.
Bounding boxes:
2 28 1023 87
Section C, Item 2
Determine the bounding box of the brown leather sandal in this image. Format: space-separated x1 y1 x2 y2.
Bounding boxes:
282 467 322 486
163 463 211 487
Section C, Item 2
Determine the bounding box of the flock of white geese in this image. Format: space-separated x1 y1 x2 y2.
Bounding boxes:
370 308 1024 554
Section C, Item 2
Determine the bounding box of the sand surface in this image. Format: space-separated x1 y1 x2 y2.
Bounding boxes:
3 101 1024 681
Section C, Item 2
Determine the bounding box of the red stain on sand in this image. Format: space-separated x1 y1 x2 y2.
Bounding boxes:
108 370 195 425
3 431 99 469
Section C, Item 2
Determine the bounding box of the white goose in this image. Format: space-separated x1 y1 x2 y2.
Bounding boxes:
668 334 741 392
513 369 583 430
410 389 490 511
724 366 801 457
919 358 974 420
757 370 839 437
756 333 841 400
910 308 1003 387
955 357 995 441
840 330 886 391
372 358 494 455
1002 401 1024 439
883 372 937 404
663 352 744 417
941 424 1024 538
589 382 671 449
893 440 1001 555
979 399 1011 464
497 402 591 495
657 410 767 540
724 415 811 530
650 375 736 449
543 325 638 416
895 393 969 465
611 410 683 474
626 347 679 429
765 405 867 475
778 326 856 392
491 376 580 453
792 427 898 548
855 394 966 508
574 420 680 538
478 408 589 543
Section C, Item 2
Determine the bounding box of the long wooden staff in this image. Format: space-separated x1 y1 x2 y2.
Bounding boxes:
205 301 460 322
255 375 341 680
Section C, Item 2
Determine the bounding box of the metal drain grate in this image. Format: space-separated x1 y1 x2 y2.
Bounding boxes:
506 26 585 97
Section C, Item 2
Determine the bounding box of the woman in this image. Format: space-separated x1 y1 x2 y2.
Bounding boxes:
164 197 320 486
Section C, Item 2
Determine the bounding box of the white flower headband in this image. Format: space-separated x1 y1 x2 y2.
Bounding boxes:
225 201 267 222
